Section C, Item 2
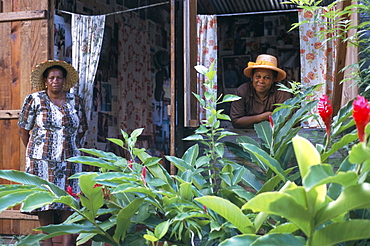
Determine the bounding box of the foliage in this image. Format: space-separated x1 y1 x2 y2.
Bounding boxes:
0 22 369 245
0 63 258 246
284 0 370 98
196 125 370 246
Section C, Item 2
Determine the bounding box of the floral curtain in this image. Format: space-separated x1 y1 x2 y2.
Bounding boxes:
117 18 152 136
71 14 106 122
196 15 218 122
298 9 336 128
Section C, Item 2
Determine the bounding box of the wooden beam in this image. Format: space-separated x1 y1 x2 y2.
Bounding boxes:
0 10 48 22
0 110 20 119
170 0 176 171
332 0 351 116
0 210 38 221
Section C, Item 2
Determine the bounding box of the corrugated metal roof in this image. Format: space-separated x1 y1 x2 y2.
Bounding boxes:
197 0 337 15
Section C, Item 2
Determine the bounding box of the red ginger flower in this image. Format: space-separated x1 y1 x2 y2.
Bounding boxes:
66 185 79 198
268 115 274 129
93 183 111 199
353 95 370 142
318 95 333 136
128 159 133 170
141 166 147 185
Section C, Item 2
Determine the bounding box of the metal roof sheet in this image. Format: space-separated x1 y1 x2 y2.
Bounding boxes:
197 0 336 15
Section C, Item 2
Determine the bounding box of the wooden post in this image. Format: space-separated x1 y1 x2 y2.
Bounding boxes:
332 0 352 116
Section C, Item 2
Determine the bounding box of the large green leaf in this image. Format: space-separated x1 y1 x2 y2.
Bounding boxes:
240 143 286 182
35 223 101 237
222 94 241 103
274 128 300 161
165 154 205 190
331 100 355 136
315 183 370 226
269 222 300 234
219 234 259 246
254 121 273 150
311 220 370 246
79 148 121 159
349 142 370 164
304 164 358 190
114 184 157 198
275 101 316 144
242 192 313 236
68 156 121 171
15 234 46 246
239 167 263 192
195 196 255 234
94 172 139 183
327 157 355 200
321 133 358 162
292 135 326 214
0 190 40 212
258 167 296 194
251 233 306 246
165 156 192 172
0 170 67 197
79 174 104 218
114 197 145 242
77 219 116 245
21 192 59 211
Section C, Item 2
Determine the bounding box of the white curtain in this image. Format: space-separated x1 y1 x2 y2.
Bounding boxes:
298 9 336 127
196 15 218 122
71 14 106 121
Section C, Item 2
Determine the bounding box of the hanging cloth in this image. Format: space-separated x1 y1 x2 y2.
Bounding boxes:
196 15 218 123
298 9 336 128
71 14 106 124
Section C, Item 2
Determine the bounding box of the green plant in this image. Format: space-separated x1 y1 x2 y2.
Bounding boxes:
285 0 370 98
0 63 258 246
196 125 370 245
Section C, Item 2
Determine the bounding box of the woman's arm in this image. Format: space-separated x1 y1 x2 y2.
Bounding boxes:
232 111 272 129
19 126 30 147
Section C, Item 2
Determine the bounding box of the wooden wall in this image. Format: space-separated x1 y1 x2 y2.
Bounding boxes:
0 0 53 235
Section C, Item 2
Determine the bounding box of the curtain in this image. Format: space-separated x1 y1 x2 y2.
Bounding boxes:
71 14 106 122
196 15 218 122
298 9 336 128
117 19 153 136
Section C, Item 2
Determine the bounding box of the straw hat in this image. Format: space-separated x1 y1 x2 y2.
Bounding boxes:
243 54 286 81
30 60 79 91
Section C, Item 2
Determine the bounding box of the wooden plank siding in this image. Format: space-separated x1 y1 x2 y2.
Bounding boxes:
0 0 53 235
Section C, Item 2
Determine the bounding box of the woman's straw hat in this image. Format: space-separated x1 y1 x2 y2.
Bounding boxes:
243 54 286 81
30 60 79 91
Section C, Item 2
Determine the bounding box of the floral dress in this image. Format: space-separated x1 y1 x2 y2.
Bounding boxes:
18 91 88 212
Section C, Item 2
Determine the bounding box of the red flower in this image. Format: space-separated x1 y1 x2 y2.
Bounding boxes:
66 185 79 198
93 183 111 198
353 95 370 142
128 159 133 170
318 95 333 137
269 115 274 129
141 166 147 185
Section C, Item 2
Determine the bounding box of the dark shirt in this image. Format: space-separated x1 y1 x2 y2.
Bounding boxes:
230 82 292 125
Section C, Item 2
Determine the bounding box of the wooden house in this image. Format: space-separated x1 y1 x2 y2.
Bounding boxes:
0 0 357 236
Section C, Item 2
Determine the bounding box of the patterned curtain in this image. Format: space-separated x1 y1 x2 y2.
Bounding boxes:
71 14 106 122
298 9 336 127
196 15 218 122
117 19 152 136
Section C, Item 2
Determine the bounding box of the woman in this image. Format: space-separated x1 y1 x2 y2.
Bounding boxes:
18 60 88 246
230 54 293 129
